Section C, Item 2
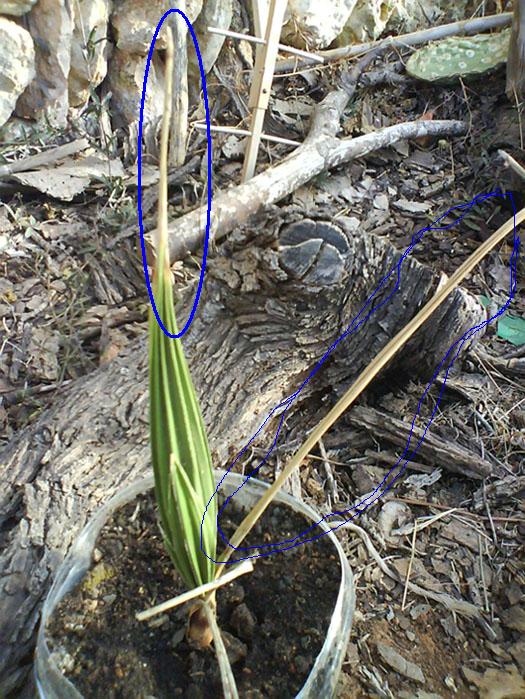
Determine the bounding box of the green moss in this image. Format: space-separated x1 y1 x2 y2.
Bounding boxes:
80 562 115 596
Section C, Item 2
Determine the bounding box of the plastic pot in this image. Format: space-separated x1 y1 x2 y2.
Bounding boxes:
35 470 355 698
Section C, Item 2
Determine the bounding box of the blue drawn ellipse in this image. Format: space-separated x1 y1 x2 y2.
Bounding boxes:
137 8 212 338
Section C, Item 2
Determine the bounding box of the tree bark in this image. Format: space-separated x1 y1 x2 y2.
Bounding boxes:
506 0 525 100
0 214 487 695
168 6 189 167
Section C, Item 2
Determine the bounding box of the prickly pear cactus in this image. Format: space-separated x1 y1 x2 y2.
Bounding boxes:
406 28 511 84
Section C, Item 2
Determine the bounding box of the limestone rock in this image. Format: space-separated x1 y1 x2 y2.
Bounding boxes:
0 0 37 15
15 0 73 126
387 0 468 34
111 0 202 54
337 0 470 44
106 47 164 130
337 0 395 44
0 18 35 128
0 117 40 142
281 0 358 50
69 0 112 107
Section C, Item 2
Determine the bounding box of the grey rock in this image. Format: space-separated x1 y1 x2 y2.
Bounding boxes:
0 0 37 15
69 0 111 107
229 602 257 640
106 47 164 131
0 18 35 128
188 0 232 88
111 0 202 54
281 0 358 49
376 641 425 684
16 0 73 126
222 631 247 665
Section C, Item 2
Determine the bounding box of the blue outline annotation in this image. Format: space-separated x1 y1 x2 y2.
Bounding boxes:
137 8 212 339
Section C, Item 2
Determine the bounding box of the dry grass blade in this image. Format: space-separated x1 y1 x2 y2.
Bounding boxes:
212 206 525 578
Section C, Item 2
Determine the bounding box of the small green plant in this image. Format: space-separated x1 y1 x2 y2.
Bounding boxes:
406 28 510 83
148 26 244 697
148 29 217 647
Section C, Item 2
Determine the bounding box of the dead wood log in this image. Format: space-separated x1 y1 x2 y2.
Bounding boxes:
0 213 488 695
506 0 525 100
144 79 466 265
346 405 494 479
0 138 89 178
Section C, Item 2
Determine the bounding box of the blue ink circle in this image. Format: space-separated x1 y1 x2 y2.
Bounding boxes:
138 9 212 338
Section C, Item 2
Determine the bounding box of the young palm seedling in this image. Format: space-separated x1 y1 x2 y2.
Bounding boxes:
148 25 239 698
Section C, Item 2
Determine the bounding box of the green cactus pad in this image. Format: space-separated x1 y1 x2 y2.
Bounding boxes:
406 28 511 84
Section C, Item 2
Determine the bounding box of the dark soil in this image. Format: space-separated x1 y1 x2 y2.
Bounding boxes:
46 489 342 698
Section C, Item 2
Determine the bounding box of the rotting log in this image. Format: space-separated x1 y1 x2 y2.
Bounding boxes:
0 211 489 695
346 406 494 479
506 0 525 100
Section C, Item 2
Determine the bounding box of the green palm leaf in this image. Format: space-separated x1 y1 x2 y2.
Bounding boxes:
148 23 216 590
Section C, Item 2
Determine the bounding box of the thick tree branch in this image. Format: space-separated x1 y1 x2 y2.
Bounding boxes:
154 112 465 264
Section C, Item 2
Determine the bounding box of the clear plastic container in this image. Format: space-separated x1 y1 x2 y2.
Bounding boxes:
35 470 355 699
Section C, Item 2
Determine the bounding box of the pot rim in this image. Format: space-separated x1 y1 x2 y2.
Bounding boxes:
35 469 355 699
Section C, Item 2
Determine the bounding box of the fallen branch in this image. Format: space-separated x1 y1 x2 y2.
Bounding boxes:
148 77 465 263
275 12 512 73
347 405 495 479
0 138 90 177
161 119 464 262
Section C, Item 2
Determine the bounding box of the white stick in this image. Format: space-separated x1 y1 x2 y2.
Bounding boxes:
207 25 325 63
136 559 254 621
192 121 300 146
242 0 288 181
498 149 525 180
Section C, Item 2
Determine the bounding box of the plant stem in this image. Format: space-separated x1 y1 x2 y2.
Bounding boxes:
156 24 173 272
198 600 240 699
